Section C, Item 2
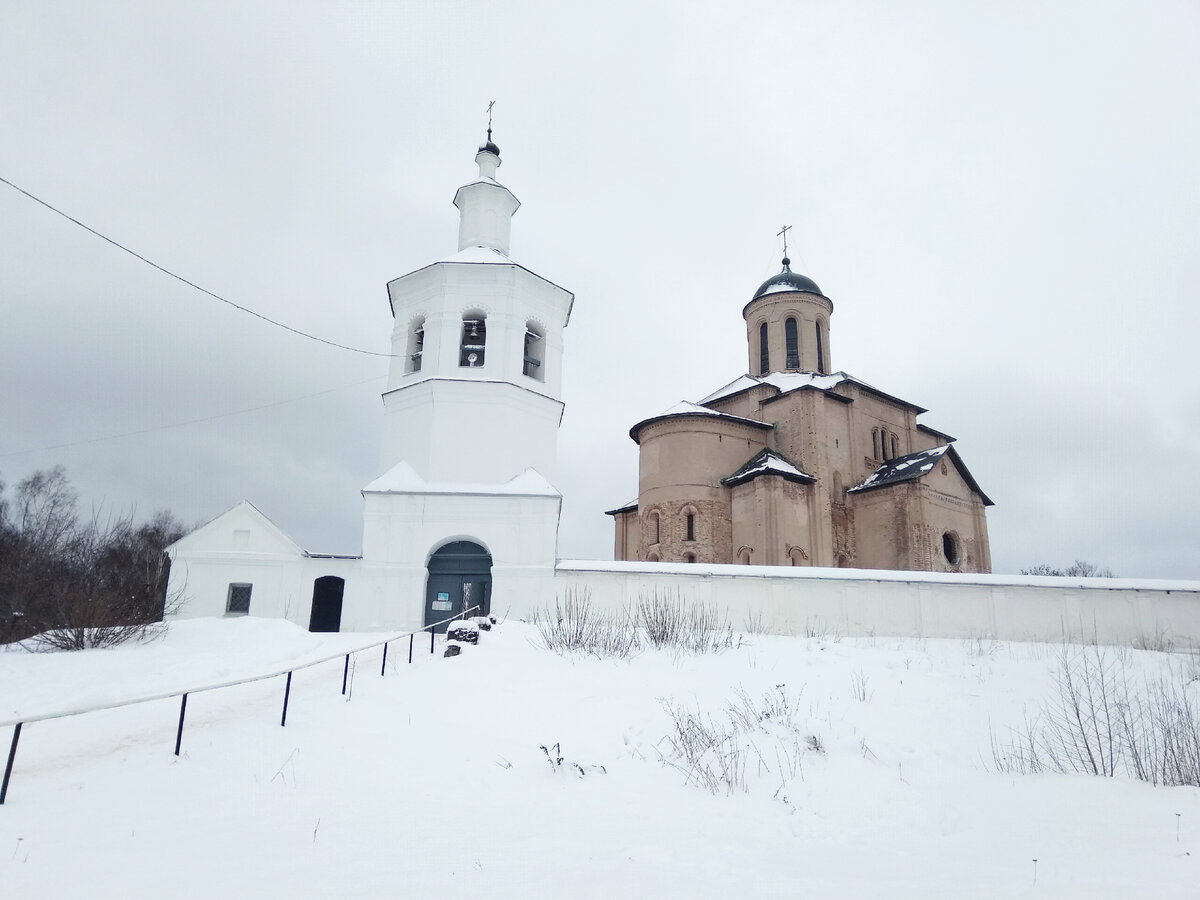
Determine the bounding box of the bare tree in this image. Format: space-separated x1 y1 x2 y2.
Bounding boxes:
0 468 187 647
1021 560 1116 578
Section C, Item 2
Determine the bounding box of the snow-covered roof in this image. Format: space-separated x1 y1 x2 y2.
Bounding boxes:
698 370 928 413
436 245 516 265
363 462 561 498
848 444 993 505
699 371 853 405
722 449 815 487
628 400 772 444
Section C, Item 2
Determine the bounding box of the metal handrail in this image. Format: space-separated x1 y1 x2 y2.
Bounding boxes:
0 606 481 729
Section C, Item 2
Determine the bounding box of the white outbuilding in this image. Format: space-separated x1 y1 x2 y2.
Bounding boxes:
167 134 573 632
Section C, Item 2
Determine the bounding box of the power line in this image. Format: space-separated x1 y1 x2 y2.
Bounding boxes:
0 374 387 459
0 174 396 358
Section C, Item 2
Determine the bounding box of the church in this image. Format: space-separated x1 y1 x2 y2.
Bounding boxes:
606 253 994 573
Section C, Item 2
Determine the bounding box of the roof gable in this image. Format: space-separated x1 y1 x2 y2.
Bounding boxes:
168 500 306 557
848 444 993 506
722 448 816 487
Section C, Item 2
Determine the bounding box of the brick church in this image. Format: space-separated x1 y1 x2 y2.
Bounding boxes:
607 253 993 573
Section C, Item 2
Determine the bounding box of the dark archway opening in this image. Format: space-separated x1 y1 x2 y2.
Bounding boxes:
308 576 345 632
425 541 492 632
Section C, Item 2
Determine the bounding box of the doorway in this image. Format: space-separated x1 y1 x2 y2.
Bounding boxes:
425 541 492 632
308 575 345 632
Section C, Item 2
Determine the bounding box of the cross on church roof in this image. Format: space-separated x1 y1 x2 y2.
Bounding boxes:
777 224 792 259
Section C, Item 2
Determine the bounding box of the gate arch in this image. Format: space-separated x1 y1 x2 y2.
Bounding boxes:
424 541 492 632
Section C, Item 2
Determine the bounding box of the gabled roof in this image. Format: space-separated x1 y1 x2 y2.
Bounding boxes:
722 448 816 487
604 498 638 516
629 400 772 444
167 499 306 557
697 370 929 414
848 444 993 506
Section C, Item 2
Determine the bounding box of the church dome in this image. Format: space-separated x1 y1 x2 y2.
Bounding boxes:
752 258 822 299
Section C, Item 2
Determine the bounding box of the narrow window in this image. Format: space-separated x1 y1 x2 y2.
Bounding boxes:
872 428 880 460
523 322 545 380
647 512 660 544
815 321 826 374
942 532 960 565
758 322 769 375
226 583 252 616
785 317 799 369
890 433 899 459
685 512 695 542
684 552 696 564
406 317 425 374
459 314 486 367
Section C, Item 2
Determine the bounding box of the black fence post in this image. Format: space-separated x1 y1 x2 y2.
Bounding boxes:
0 722 22 805
281 671 293 727
408 632 414 664
174 694 188 756
380 641 389 677
342 654 350 695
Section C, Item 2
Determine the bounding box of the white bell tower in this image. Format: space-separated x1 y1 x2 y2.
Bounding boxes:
358 132 574 629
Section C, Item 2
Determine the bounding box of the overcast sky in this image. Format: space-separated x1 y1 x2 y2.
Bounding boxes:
2 1 1198 579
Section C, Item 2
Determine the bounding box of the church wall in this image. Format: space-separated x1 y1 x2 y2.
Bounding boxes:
730 478 815 565
635 416 766 563
549 561 1200 647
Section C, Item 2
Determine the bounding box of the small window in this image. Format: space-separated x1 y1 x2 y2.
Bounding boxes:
684 552 696 564
523 323 545 380
815 321 826 374
758 322 769 375
459 315 486 367
406 317 425 374
738 547 752 565
684 512 695 542
890 433 899 460
872 428 880 460
942 532 960 565
647 511 660 544
785 317 799 369
226 583 252 616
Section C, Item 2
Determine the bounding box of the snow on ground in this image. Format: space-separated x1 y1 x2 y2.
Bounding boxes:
1 619 1198 898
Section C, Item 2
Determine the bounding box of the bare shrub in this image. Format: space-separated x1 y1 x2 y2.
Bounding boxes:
637 590 732 653
659 685 809 796
531 589 639 658
991 643 1200 787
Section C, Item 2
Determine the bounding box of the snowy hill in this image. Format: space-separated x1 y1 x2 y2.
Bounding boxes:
1 618 1198 898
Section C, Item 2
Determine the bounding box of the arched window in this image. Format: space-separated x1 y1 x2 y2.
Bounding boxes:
872 428 880 460
406 317 425 374
785 317 799 369
942 531 960 565
758 322 769 375
647 551 660 563
787 546 808 566
459 313 487 367
647 511 660 544
683 511 695 542
737 546 752 565
890 433 899 460
815 321 826 374
523 321 545 380
684 552 696 564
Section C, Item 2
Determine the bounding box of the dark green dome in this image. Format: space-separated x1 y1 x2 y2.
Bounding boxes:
753 257 822 299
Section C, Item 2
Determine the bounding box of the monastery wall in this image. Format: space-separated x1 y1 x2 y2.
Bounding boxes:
546 561 1200 647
